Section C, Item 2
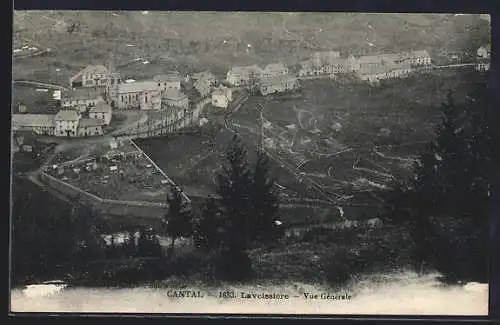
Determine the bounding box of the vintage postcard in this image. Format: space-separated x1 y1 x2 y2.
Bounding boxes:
10 11 491 315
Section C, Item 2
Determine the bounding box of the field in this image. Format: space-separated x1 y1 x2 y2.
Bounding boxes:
12 84 61 114
46 140 170 203
137 67 478 221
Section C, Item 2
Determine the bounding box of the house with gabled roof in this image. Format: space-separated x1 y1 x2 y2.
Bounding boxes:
77 118 105 137
259 75 300 96
260 63 289 79
89 102 113 125
12 114 55 136
115 81 162 110
211 85 233 108
69 64 111 88
54 110 81 137
409 50 432 66
153 72 182 93
226 65 262 86
61 88 105 113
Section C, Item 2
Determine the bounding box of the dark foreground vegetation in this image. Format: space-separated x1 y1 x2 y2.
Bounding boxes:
11 71 492 288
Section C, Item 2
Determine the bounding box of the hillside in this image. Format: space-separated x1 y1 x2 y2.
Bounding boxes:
13 12 490 83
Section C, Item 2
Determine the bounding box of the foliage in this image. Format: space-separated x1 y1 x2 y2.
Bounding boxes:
193 198 224 252
10 177 107 285
163 185 193 251
382 70 493 282
250 150 282 244
216 133 254 251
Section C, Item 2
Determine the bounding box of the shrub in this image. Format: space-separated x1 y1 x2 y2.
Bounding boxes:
215 249 254 282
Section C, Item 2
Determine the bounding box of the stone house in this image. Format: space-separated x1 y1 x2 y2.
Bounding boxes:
54 110 81 137
69 64 111 88
226 65 262 86
115 81 162 110
211 86 233 108
163 88 189 110
77 118 105 137
12 114 55 136
153 73 182 93
259 75 300 96
61 88 105 113
89 102 113 125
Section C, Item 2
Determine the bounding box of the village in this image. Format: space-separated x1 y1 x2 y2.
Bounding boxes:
10 13 493 309
12 44 491 141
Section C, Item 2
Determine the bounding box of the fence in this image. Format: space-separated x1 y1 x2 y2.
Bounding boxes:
39 172 168 219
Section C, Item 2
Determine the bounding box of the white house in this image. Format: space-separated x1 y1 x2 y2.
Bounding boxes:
311 51 341 66
89 102 113 125
260 63 289 79
69 64 111 88
77 118 105 137
153 73 182 93
357 60 412 85
477 44 491 59
163 88 189 110
409 50 432 66
61 88 105 113
115 81 162 110
12 114 55 136
226 65 262 86
54 110 81 137
476 45 491 71
259 75 300 96
211 86 233 108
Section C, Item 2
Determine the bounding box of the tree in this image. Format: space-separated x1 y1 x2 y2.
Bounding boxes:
249 150 281 244
194 198 224 252
216 133 254 252
136 227 163 258
163 185 193 252
383 71 493 282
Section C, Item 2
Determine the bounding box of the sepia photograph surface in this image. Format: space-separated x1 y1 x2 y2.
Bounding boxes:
10 11 492 315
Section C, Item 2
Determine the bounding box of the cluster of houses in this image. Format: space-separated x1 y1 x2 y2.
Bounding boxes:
12 43 490 138
225 49 433 90
12 104 113 137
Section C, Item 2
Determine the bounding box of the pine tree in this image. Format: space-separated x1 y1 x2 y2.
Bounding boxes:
250 149 281 244
194 198 224 252
163 185 193 252
384 71 493 282
216 133 253 252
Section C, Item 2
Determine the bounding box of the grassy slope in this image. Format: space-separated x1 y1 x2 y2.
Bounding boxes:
12 12 490 81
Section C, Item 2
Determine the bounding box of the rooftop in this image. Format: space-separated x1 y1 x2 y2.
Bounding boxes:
78 118 106 128
62 88 104 100
229 65 262 75
263 63 287 72
153 73 182 82
163 88 188 101
117 81 159 94
260 75 298 87
12 114 55 128
192 71 216 81
55 110 80 121
412 50 431 58
358 55 385 65
89 102 112 114
80 65 110 75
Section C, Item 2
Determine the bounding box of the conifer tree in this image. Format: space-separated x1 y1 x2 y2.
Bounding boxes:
194 198 224 252
383 71 493 282
163 185 193 251
250 149 281 244
216 133 253 251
